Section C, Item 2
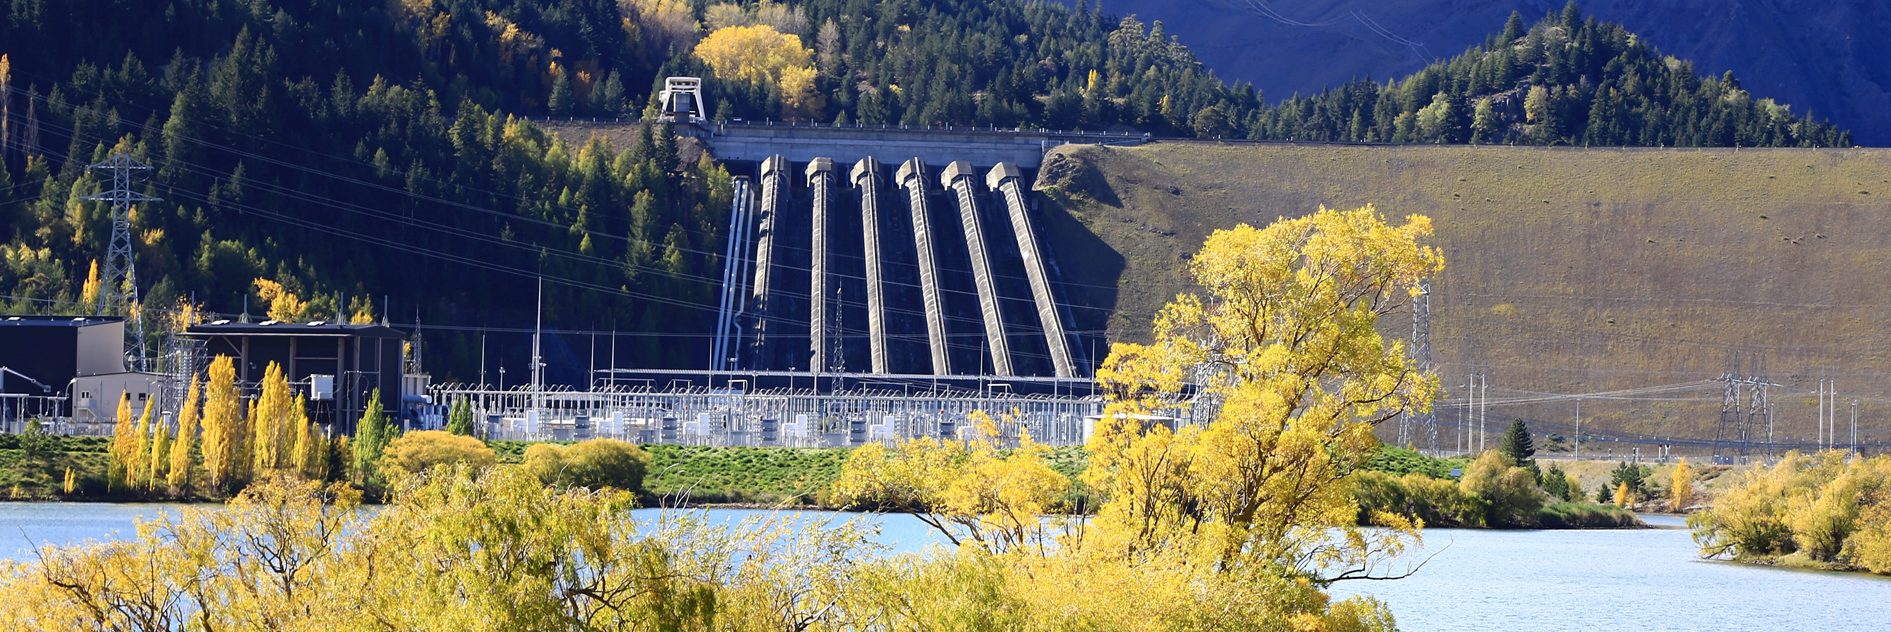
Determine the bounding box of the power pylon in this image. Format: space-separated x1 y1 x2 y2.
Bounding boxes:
81 154 161 371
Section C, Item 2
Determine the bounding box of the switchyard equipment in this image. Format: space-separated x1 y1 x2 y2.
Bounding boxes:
431 381 1117 448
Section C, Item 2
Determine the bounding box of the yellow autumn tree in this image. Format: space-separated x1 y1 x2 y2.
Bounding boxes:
830 410 1068 554
148 414 171 490
80 260 102 311
694 24 823 118
131 399 155 490
1671 458 1695 512
201 355 248 493
1085 205 1442 578
168 375 201 494
251 362 299 475
1615 481 1632 507
253 278 307 322
107 392 134 491
290 394 327 480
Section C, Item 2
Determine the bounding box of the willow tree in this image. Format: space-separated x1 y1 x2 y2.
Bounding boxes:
1087 205 1444 582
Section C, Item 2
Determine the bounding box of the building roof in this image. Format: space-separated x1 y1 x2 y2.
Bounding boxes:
0 315 125 328
184 320 407 338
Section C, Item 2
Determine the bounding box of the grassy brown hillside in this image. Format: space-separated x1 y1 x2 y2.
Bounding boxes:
1035 141 1891 451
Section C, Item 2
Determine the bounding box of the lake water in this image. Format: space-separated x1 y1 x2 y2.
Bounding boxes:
2 505 1885 629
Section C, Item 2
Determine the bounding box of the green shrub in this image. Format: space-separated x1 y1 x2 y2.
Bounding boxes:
1353 470 1489 528
1537 502 1644 528
524 439 651 492
377 431 496 479
1363 444 1466 479
1459 451 1547 527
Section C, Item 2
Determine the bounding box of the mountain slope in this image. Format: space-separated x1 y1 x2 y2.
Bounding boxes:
1083 0 1891 145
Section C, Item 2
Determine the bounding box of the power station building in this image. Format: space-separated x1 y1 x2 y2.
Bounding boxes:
182 320 409 431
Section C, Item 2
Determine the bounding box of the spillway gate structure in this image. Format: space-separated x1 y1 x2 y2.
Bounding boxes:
709 156 1084 379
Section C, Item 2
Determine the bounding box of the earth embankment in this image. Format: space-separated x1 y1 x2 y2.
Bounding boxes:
1036 141 1891 444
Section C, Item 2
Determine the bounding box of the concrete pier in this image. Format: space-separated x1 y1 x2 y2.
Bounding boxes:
896 158 951 375
943 161 1013 376
805 158 834 372
989 163 1076 377
749 155 788 366
851 159 890 374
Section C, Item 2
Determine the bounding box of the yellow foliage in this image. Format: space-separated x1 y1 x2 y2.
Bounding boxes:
377 430 497 479
201 355 248 492
694 24 822 118
830 411 1069 554
107 392 133 490
79 259 101 311
1086 206 1440 577
168 375 200 493
252 278 307 322
1614 481 1631 507
1670 457 1695 511
1459 450 1545 526
1691 451 1891 572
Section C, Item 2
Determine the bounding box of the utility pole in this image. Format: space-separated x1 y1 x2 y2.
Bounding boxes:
1405 279 1433 452
1478 371 1489 453
1851 398 1859 454
1574 397 1582 460
81 154 161 371
532 277 543 416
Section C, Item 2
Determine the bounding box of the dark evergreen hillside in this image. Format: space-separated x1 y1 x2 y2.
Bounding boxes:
0 0 1854 383
1245 5 1851 147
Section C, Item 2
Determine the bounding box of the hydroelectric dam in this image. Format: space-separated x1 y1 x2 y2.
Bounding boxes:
425 112 1175 447
686 120 1146 384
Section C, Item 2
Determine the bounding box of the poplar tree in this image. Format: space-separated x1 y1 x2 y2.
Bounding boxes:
352 390 393 486
1670 458 1695 511
108 392 133 491
202 355 246 493
128 399 153 491
169 375 202 494
253 362 295 475
149 417 171 489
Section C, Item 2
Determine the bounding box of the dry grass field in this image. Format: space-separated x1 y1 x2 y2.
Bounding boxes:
1035 141 1891 447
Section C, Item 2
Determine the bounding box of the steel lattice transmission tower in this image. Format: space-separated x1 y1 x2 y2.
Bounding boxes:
1404 279 1438 453
81 154 162 370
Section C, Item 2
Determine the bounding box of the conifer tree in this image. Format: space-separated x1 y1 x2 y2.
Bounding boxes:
446 397 474 436
1501 418 1535 466
169 375 201 494
549 67 574 116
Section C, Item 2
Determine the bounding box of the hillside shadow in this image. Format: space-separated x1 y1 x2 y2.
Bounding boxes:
1032 186 1123 371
